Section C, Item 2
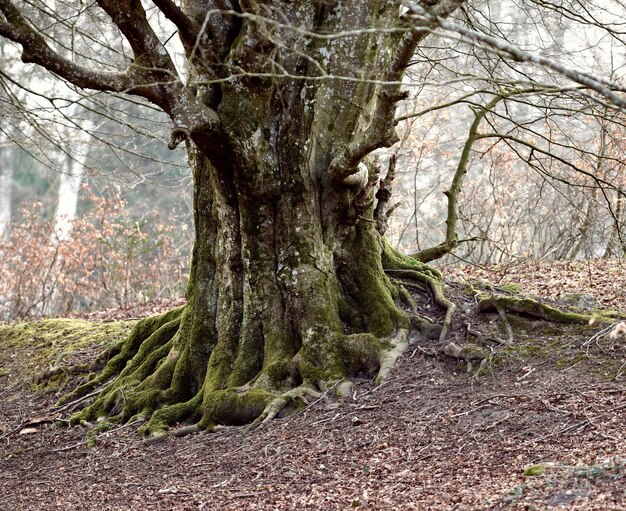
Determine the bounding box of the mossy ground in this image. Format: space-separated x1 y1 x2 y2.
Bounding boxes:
1 302 623 511
0 318 135 392
1 262 623 509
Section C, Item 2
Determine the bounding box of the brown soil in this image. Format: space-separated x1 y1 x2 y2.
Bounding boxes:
1 268 625 510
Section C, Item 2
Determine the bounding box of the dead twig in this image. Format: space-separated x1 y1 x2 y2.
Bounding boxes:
50 388 104 414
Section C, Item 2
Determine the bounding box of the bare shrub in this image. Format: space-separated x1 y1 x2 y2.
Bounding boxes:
0 186 188 320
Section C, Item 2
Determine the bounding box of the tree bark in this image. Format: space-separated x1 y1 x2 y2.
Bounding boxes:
52 107 93 242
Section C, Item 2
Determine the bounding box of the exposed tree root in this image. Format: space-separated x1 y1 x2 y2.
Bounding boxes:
58 306 185 406
477 294 613 325
393 282 419 312
436 290 619 375
382 241 456 341
63 304 420 441
49 242 619 443
443 342 490 373
494 303 514 344
376 328 409 384
48 235 468 441
251 384 322 427
54 236 615 443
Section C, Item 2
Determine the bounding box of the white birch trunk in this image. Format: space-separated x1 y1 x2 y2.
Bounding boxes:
52 117 93 241
0 137 14 240
44 110 94 314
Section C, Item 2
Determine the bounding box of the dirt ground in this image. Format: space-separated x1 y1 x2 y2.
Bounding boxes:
1 269 625 510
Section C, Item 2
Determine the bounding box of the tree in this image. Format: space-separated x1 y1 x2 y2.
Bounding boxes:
0 129 14 239
0 0 468 436
0 0 623 439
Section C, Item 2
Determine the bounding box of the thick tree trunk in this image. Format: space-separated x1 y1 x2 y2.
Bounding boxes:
64 0 463 438
71 114 425 436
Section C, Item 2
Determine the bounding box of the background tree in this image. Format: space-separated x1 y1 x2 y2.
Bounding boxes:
0 5 194 318
0 129 14 239
389 0 626 264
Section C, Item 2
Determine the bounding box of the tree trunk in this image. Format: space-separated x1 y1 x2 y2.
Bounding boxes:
52 108 92 241
61 0 462 437
0 133 14 240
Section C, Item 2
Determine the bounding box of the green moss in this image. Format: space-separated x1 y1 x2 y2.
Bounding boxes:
496 334 561 365
523 464 548 477
590 308 626 319
498 283 521 294
0 318 135 389
61 309 183 405
382 239 442 280
140 394 201 436
572 460 624 479
212 342 252 390
200 388 274 426
296 325 389 387
298 327 349 383
298 361 331 384
555 352 588 368
478 295 610 325
261 359 300 389
73 340 180 424
343 224 408 336
490 321 622 379
469 279 521 295
342 333 386 376
462 345 489 359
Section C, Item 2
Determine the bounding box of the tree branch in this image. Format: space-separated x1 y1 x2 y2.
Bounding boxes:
1 0 221 135
476 132 626 194
94 0 217 118
402 0 626 111
413 93 505 263
151 0 200 45
328 0 466 185
95 0 177 73
0 0 132 93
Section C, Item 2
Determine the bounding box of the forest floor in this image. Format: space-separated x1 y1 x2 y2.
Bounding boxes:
0 260 625 510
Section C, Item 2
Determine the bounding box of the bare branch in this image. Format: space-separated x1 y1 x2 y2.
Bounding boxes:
151 0 200 45
402 0 626 110
413 93 505 262
0 0 131 93
476 132 625 194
